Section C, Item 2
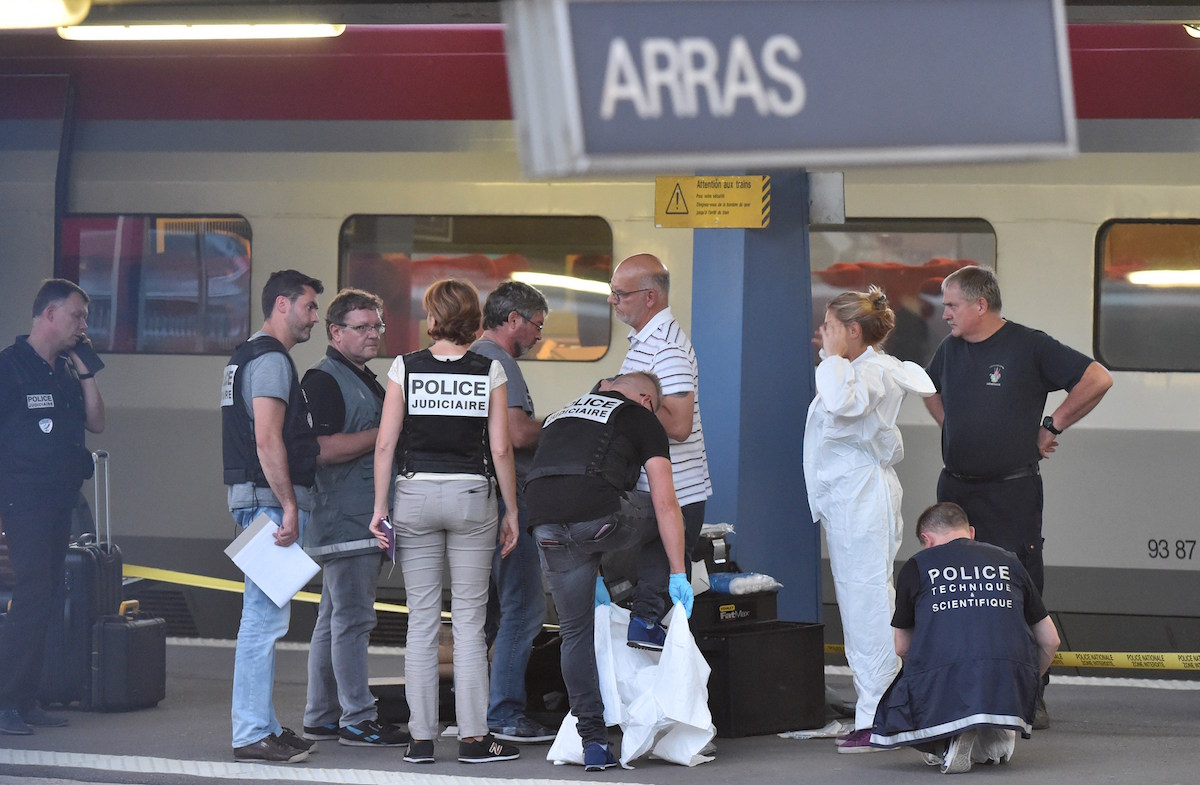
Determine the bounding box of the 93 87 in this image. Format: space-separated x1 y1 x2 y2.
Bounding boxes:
1148 539 1197 560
